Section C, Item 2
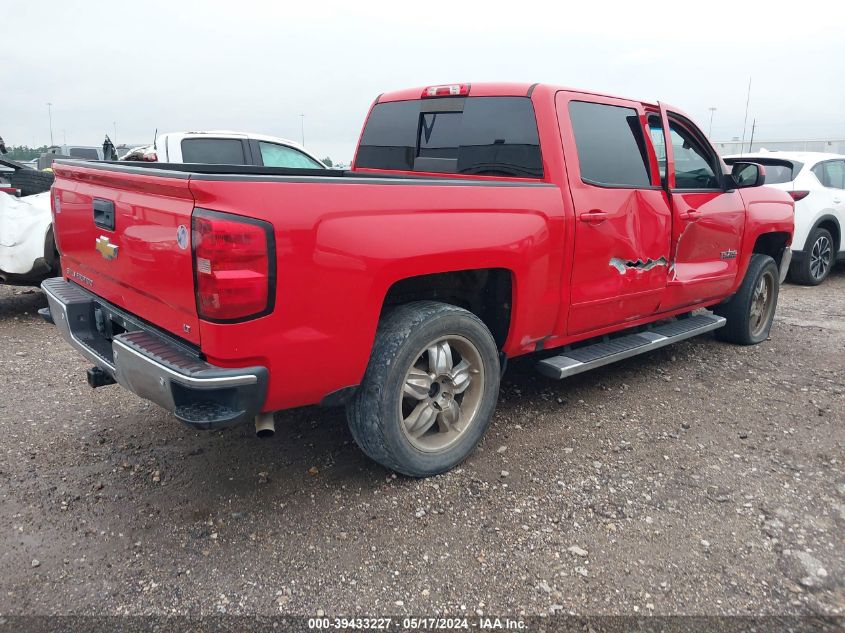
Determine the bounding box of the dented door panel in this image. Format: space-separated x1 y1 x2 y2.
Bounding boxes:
555 91 672 335
654 105 746 311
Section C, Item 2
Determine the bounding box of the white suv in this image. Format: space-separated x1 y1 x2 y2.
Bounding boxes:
725 152 844 285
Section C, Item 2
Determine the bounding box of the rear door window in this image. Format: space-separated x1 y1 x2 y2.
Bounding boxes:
181 138 247 165
356 97 543 178
258 142 323 169
568 101 651 188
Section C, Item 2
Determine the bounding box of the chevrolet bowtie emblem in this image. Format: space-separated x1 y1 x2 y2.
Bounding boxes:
95 235 118 260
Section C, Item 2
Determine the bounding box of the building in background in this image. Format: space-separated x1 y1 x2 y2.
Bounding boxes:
713 138 845 156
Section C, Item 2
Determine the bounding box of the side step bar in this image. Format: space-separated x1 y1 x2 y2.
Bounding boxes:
536 313 726 380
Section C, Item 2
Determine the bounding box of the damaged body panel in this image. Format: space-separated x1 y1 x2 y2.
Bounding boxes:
0 192 57 284
609 256 669 274
556 91 671 335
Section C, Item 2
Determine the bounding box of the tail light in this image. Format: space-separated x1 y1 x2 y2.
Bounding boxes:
789 191 810 201
0 186 20 197
52 193 63 254
422 84 470 98
192 209 275 322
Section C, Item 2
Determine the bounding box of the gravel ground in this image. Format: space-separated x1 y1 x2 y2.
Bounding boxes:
0 270 843 618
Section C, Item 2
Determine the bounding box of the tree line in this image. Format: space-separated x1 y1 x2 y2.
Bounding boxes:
3 146 50 161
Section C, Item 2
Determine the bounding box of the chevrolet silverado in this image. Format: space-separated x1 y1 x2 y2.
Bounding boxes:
42 83 794 476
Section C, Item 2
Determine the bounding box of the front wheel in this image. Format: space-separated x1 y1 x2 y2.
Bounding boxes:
346 301 500 477
714 253 779 345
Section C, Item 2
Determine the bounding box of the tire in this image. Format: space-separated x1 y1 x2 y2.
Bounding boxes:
8 169 55 196
714 254 779 345
789 227 834 286
346 301 500 477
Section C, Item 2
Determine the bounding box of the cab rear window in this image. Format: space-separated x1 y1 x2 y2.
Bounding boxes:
759 163 796 184
181 138 247 165
356 97 543 178
69 147 100 160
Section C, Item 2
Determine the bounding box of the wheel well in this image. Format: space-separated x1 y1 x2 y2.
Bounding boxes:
753 232 791 267
815 218 841 253
44 225 60 273
382 269 513 348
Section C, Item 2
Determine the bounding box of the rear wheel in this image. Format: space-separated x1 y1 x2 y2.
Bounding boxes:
715 254 779 345
790 227 834 286
346 301 500 477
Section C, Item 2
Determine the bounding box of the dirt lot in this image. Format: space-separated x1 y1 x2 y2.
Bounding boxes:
1 271 843 618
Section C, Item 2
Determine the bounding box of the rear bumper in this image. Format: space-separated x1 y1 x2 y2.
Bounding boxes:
41 277 268 429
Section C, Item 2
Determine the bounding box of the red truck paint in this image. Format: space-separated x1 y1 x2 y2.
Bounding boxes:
50 82 794 415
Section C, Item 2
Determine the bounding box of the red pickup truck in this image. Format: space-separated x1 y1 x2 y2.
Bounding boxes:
42 83 794 477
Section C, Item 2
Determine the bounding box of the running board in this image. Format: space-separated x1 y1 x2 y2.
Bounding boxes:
536 313 726 380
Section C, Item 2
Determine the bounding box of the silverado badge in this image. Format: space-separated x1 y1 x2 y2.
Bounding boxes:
95 235 119 261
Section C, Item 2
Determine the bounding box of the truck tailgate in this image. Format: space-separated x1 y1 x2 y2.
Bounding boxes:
51 162 200 345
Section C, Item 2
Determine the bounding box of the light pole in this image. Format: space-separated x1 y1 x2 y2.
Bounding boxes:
46 102 54 146
300 114 305 146
708 107 717 137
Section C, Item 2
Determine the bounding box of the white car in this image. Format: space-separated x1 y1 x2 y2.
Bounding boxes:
725 152 845 285
120 131 327 169
0 191 56 285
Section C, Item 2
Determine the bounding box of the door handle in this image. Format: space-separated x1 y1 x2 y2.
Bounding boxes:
579 210 608 224
93 198 116 231
683 209 702 221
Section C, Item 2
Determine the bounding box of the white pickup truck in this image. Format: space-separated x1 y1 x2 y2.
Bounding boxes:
0 131 327 286
120 131 327 169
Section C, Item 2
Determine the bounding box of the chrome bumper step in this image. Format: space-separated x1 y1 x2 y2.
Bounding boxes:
536 313 726 380
40 277 269 429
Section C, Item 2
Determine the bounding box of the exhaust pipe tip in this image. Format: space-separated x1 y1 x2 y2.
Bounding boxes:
255 412 275 439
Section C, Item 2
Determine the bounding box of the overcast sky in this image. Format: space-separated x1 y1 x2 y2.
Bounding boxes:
3 0 843 163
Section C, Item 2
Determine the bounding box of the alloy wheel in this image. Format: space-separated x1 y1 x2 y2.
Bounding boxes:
809 235 832 281
749 269 776 338
399 336 484 452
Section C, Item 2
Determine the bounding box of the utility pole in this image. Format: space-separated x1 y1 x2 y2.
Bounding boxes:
46 102 54 146
300 114 305 146
708 107 717 137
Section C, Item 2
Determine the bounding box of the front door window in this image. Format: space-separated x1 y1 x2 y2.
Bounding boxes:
668 122 719 189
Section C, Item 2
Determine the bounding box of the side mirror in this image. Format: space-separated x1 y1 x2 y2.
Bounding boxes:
730 161 766 188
